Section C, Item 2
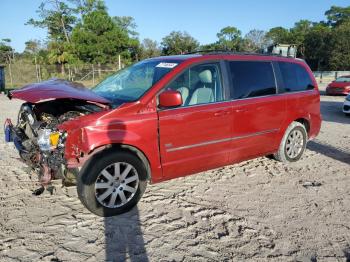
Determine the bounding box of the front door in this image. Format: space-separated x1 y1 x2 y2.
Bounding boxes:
157 62 232 179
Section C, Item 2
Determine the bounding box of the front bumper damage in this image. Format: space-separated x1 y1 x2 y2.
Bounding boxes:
4 118 74 189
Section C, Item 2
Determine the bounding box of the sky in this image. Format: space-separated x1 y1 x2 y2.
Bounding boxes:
0 0 349 52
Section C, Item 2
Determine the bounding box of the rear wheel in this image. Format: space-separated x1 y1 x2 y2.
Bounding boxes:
77 150 148 217
273 122 307 163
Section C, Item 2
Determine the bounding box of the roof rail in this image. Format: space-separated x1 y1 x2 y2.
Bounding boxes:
184 49 294 58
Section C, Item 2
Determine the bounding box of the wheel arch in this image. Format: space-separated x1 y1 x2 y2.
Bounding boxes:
87 143 152 182
294 118 310 136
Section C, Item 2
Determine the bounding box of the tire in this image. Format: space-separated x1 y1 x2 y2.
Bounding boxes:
77 149 148 217
345 113 350 117
273 122 308 163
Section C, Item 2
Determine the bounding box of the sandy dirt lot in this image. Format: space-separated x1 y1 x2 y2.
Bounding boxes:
0 88 349 261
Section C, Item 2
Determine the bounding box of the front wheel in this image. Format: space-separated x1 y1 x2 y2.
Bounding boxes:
77 150 148 217
273 122 308 163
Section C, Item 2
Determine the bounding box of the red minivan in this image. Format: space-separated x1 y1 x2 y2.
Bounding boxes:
5 53 321 216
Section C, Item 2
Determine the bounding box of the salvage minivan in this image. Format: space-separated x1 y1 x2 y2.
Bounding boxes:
5 53 321 217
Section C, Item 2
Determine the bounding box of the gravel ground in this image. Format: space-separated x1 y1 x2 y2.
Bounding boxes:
0 89 349 262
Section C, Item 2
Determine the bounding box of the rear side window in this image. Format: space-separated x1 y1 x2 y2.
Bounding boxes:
228 61 276 99
278 62 314 92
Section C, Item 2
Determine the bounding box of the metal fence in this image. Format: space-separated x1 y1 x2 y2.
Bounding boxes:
4 62 121 89
313 71 350 84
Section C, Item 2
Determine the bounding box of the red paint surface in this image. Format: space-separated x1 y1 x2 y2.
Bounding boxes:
326 80 350 95
10 79 111 104
158 90 183 108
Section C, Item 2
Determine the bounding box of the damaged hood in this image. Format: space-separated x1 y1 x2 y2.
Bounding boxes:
9 79 111 104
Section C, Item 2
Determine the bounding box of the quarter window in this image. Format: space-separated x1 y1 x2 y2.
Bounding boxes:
278 62 314 92
166 63 223 106
228 61 276 99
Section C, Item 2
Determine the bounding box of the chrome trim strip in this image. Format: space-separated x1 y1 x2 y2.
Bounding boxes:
166 128 279 152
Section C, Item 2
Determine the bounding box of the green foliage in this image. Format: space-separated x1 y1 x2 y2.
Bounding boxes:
216 26 243 51
0 39 13 64
199 43 220 51
329 22 350 70
140 38 161 59
161 31 199 55
266 27 291 44
303 23 332 70
112 16 141 63
325 6 350 27
290 20 313 46
24 40 41 54
71 9 130 64
244 29 269 51
27 0 77 42
113 16 139 38
264 10 350 70
69 0 106 16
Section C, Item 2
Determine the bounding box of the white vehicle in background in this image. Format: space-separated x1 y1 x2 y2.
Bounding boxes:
343 94 350 116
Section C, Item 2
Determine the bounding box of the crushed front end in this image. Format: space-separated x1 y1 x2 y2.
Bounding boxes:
4 99 106 188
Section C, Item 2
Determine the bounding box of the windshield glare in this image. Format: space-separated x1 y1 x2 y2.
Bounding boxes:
335 77 350 82
92 60 181 104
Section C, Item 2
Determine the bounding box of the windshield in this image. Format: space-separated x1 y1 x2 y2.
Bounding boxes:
335 77 350 82
92 59 182 104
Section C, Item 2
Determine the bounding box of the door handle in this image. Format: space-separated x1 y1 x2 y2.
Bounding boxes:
234 108 247 113
214 110 230 117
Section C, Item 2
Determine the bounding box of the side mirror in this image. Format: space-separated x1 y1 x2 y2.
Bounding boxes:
159 90 183 108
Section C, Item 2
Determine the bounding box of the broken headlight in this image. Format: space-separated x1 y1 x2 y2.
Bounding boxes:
37 129 62 151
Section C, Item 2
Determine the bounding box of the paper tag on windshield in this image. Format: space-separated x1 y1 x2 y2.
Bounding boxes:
156 62 178 68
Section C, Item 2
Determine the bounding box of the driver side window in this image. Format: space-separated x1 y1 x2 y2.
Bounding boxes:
167 63 223 107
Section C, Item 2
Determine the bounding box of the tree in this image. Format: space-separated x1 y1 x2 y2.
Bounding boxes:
161 31 199 55
304 23 332 70
27 0 77 43
289 20 313 57
244 29 269 51
24 40 40 54
0 39 13 64
329 21 350 70
325 6 350 27
290 20 313 44
47 41 76 74
24 40 42 63
113 16 138 38
113 16 140 62
71 9 130 66
69 0 105 16
199 42 221 51
140 38 161 59
27 0 78 74
24 40 47 80
216 26 243 51
266 27 291 44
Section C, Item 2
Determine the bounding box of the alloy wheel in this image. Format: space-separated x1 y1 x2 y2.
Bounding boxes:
286 129 304 159
94 162 139 208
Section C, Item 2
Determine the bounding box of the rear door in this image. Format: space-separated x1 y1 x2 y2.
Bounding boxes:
278 61 321 138
227 60 286 162
157 62 233 179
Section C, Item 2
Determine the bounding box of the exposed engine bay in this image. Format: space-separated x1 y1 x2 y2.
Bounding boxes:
7 99 104 188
